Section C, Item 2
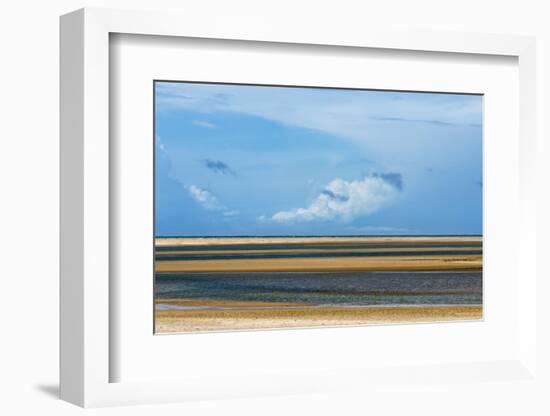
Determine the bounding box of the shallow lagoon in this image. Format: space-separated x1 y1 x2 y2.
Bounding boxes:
155 270 482 307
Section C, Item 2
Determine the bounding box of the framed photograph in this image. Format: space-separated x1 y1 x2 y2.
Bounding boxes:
60 8 538 408
152 81 483 334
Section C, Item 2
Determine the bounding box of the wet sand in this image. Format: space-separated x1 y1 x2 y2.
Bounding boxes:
155 303 483 333
155 299 310 308
157 246 481 256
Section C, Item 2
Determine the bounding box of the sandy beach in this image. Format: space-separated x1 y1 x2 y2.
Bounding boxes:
154 236 482 333
155 300 482 333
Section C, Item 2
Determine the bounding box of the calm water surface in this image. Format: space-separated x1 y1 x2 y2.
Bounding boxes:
155 271 482 306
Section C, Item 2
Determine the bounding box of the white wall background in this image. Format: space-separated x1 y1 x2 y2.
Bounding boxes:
0 1 548 414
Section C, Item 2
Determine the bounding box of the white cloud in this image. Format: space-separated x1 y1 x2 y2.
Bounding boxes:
187 185 223 211
187 185 239 219
192 120 216 128
156 83 482 181
270 175 401 223
156 82 482 149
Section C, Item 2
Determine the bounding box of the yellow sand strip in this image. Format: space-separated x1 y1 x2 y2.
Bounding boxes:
155 254 482 273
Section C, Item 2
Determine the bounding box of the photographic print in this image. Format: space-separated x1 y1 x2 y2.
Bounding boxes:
154 81 483 334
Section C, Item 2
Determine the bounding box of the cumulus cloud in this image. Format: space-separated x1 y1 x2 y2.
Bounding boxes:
202 159 236 176
270 174 402 223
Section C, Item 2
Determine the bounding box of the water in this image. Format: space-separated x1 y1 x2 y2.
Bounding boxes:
155 250 481 261
155 271 482 307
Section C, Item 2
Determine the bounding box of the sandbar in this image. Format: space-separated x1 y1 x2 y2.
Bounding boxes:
155 254 482 273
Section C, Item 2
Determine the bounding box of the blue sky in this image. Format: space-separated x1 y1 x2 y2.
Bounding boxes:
155 81 482 236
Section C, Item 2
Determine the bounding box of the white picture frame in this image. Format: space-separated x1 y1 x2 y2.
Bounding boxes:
60 7 538 408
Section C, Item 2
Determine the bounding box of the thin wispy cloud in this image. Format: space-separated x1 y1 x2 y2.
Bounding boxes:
202 159 236 176
156 82 483 150
156 136 166 152
222 210 240 217
370 116 481 128
187 185 223 211
186 184 240 218
193 120 216 128
269 173 403 223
